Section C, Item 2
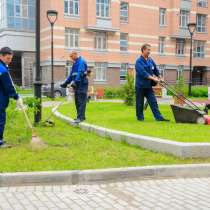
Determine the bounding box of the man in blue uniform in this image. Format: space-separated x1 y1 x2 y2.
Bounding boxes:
0 47 23 147
135 44 169 121
61 51 88 124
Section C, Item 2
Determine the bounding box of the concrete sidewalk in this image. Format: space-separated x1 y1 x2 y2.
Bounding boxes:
0 176 210 210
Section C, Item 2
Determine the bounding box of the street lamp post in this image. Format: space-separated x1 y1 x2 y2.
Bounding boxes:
187 22 196 96
34 0 42 124
47 10 58 99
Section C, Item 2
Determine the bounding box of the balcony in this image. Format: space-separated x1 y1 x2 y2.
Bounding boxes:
181 0 192 10
170 28 190 39
86 18 119 32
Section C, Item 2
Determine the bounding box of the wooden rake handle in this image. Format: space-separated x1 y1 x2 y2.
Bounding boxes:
21 107 33 130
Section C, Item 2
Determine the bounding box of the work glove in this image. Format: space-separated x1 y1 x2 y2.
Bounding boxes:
70 81 77 89
16 97 25 110
153 77 160 83
60 82 68 88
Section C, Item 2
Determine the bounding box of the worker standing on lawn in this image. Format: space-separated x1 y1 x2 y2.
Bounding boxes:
135 44 169 122
0 47 24 148
61 51 88 124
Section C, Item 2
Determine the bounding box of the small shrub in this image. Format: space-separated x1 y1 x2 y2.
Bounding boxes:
104 87 124 99
174 75 188 96
24 97 41 114
191 86 208 98
123 73 135 106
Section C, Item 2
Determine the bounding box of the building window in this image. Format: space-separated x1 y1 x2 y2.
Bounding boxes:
120 33 128 51
159 8 166 26
0 0 4 27
159 65 165 78
177 65 184 79
64 0 80 16
196 14 207 32
120 2 129 23
95 63 107 81
197 0 208 7
193 40 205 58
176 39 185 55
65 28 80 49
96 0 110 18
179 10 190 28
7 0 35 31
120 63 128 81
95 32 107 50
158 37 165 55
12 0 28 17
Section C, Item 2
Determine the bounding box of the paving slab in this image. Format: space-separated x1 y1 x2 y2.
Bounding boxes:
0 177 210 210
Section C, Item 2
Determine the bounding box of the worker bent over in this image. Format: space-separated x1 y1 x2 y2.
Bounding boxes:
61 51 88 124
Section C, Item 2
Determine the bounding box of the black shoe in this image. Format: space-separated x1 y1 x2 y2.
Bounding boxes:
73 119 84 124
157 118 170 122
137 118 144 121
74 118 85 121
0 142 12 148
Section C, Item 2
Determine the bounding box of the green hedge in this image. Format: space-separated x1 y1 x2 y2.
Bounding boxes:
191 86 208 97
104 87 124 99
105 86 208 99
167 86 208 98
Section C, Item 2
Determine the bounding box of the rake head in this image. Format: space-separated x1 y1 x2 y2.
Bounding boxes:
29 131 48 151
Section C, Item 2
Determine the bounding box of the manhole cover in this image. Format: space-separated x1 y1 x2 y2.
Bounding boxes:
73 188 89 195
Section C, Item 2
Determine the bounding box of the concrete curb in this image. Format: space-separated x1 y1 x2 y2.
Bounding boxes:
1 164 210 187
53 109 210 158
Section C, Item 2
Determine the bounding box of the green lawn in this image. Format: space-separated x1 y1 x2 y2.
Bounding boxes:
17 88 33 95
59 102 210 143
2 102 210 173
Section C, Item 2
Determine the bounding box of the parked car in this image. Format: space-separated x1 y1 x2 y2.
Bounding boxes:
42 81 67 98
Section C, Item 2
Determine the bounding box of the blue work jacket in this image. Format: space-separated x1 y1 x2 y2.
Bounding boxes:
65 56 88 85
135 56 160 88
0 60 19 110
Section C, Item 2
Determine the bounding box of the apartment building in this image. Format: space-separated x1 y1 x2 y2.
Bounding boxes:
40 0 210 87
0 0 35 86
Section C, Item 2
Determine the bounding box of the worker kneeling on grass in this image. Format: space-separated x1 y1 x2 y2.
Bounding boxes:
135 44 169 122
61 51 88 124
0 47 24 148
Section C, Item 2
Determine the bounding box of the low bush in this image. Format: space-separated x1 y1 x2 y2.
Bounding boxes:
191 86 208 98
104 87 124 99
123 73 135 106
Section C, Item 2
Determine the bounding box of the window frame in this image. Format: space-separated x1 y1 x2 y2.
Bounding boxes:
64 0 80 17
197 0 208 8
179 9 190 29
159 64 166 79
14 0 28 18
96 0 110 18
177 65 184 80
176 39 185 56
193 40 205 58
120 2 129 23
65 28 80 49
95 32 107 51
120 32 128 52
159 8 166 26
94 62 107 82
196 14 207 33
120 63 129 81
158 37 165 55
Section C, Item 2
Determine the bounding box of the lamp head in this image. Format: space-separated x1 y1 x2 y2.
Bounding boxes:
47 10 58 25
188 22 196 34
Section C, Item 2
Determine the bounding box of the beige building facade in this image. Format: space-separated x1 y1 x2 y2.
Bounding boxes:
40 0 210 87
